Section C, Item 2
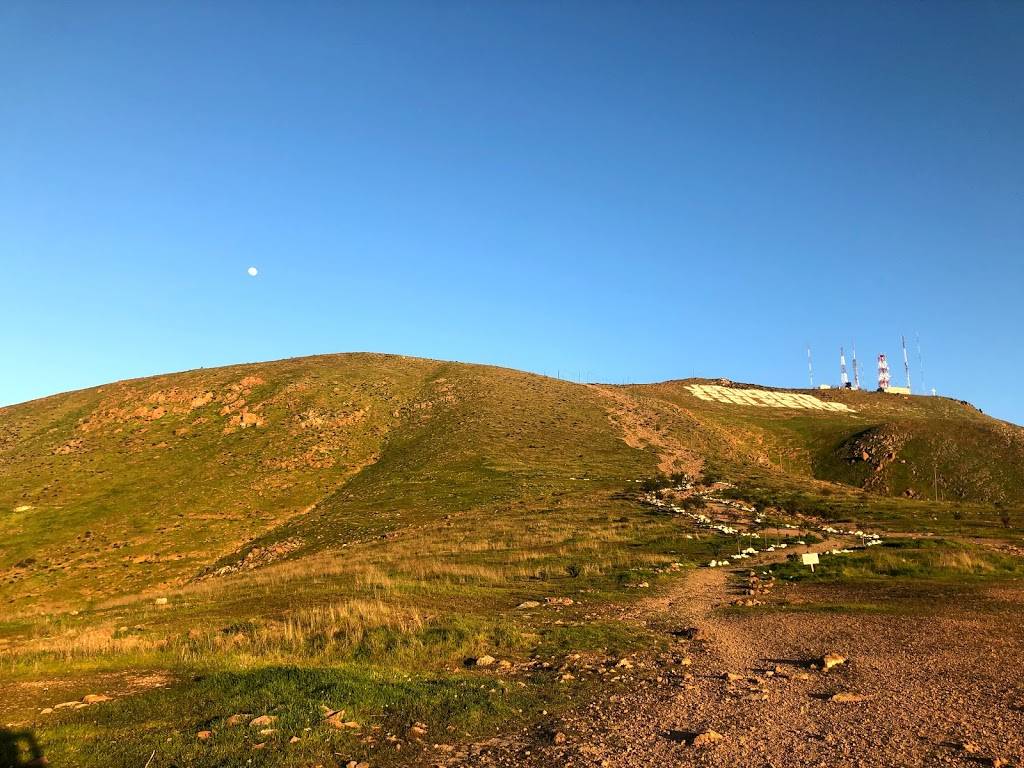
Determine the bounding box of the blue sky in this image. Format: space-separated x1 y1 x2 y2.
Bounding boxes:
2 2 1022 424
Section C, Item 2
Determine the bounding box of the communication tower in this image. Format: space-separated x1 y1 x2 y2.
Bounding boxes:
878 354 891 390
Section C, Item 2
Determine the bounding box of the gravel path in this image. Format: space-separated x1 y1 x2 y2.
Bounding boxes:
449 536 1024 768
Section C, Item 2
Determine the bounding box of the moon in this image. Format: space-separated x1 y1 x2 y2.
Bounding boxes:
247 267 258 277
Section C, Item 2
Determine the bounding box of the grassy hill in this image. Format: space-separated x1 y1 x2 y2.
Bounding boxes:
0 354 658 612
630 379 1024 506
1 354 1022 766
2 357 1022 614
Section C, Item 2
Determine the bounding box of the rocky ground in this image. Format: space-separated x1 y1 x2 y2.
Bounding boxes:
438 535 1024 768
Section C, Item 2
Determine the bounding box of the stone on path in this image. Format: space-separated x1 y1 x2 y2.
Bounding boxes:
691 729 724 747
821 653 846 671
828 692 872 703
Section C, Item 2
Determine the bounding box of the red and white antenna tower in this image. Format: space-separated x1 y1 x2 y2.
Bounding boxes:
878 354 891 390
901 335 912 392
851 343 860 390
839 347 849 388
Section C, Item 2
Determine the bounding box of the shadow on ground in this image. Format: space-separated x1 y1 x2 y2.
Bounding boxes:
0 728 46 767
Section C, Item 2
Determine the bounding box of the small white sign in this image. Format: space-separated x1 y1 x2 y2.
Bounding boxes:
802 552 819 572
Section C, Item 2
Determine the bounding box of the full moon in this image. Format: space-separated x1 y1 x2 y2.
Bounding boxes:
247 267 258 277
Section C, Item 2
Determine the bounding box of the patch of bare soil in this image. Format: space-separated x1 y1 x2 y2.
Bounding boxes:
591 386 702 477
459 540 1024 767
3 671 174 723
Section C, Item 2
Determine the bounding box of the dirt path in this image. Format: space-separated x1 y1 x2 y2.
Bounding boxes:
461 530 1024 768
632 537 846 676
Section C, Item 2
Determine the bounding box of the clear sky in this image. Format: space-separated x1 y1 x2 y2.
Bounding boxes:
3 2 1022 424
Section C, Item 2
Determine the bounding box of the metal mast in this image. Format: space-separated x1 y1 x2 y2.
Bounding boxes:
806 345 814 388
878 354 891 390
839 347 849 388
901 335 912 391
852 343 860 390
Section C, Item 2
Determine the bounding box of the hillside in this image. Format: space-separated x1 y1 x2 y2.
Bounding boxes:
2 355 1022 614
0 354 658 612
3 353 1024 767
630 378 1024 505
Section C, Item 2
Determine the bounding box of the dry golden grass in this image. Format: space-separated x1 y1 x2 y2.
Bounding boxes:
3 498 689 673
935 550 996 573
12 624 165 662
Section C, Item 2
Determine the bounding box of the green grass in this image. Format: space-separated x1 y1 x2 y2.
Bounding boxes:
35 664 542 767
1 488 714 765
771 537 1024 583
